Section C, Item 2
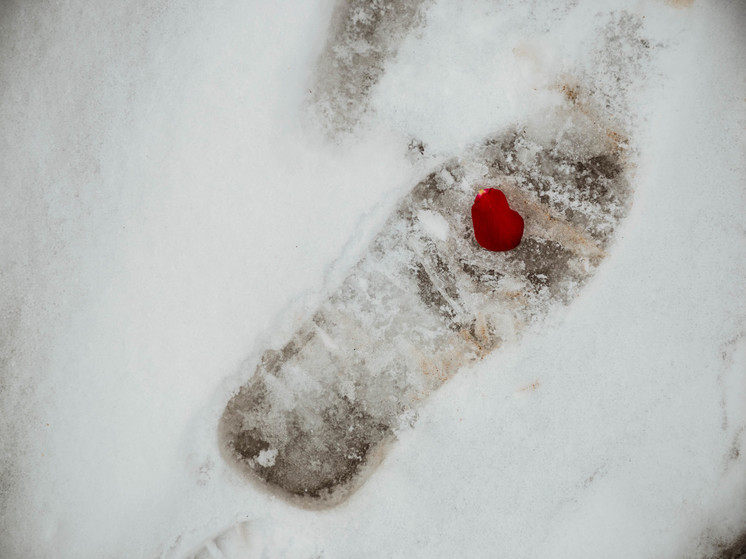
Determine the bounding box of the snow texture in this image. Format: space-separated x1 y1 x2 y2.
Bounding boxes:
1 0 744 558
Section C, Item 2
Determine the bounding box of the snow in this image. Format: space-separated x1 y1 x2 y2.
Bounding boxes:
1 0 744 558
416 210 450 242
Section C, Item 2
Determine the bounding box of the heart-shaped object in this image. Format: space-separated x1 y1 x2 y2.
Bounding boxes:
471 188 524 251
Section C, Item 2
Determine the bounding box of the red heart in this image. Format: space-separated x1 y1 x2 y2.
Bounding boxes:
471 188 524 252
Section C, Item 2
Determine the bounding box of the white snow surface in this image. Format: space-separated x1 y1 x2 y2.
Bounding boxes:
1 1 745 558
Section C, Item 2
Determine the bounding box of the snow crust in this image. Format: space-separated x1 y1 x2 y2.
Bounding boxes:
1 0 744 557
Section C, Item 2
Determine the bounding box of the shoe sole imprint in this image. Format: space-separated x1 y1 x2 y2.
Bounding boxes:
218 93 634 509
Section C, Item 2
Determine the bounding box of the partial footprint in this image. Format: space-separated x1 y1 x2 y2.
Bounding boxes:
311 0 429 133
